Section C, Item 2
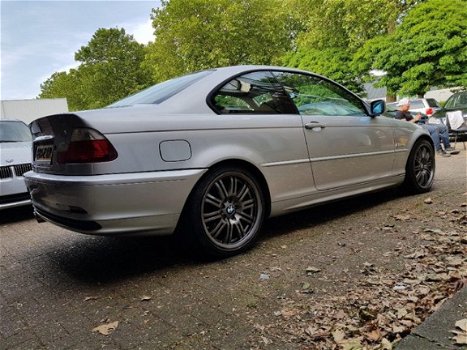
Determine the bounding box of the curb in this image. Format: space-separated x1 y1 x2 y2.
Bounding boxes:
396 286 467 349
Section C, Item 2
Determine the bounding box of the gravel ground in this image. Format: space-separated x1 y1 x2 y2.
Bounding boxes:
0 152 466 349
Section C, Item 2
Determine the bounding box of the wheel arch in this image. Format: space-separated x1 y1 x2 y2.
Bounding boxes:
180 158 272 222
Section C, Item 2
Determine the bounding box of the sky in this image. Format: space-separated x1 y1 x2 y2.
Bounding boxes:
1 0 159 100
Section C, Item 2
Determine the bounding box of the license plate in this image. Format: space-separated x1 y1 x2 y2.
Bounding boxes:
35 144 54 163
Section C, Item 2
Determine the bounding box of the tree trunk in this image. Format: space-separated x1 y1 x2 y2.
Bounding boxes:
386 94 396 102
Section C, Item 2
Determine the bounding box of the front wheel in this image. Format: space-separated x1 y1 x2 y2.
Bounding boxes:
403 139 435 193
184 167 265 258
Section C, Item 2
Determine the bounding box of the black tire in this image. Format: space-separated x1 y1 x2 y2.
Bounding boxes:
184 166 266 258
403 138 435 193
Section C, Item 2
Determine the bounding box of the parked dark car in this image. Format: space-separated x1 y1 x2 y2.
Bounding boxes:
431 91 467 133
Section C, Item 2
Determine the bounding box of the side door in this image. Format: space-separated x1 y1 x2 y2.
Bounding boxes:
272 71 395 191
210 70 315 203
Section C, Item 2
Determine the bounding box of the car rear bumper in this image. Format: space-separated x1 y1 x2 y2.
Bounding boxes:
24 169 207 235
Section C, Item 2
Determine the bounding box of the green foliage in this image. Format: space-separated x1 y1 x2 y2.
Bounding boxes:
144 0 294 82
283 48 364 94
39 28 152 110
39 0 463 109
283 0 427 95
355 0 467 96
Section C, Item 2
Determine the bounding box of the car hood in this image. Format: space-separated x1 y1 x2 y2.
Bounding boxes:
0 142 32 166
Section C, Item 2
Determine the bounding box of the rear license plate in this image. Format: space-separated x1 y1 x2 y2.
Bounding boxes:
35 144 54 163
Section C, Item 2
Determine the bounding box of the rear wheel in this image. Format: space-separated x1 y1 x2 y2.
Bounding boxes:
185 166 265 258
404 139 435 193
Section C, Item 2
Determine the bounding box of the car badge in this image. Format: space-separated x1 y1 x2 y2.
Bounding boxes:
6 159 14 163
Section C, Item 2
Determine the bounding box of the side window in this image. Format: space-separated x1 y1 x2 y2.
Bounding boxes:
211 71 297 114
272 71 367 116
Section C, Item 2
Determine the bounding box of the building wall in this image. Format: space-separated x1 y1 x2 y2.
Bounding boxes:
0 99 68 124
424 88 458 103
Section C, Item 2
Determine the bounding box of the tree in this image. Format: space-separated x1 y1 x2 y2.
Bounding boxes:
39 28 152 110
282 48 363 93
354 0 467 97
39 70 87 111
282 0 425 95
144 0 294 82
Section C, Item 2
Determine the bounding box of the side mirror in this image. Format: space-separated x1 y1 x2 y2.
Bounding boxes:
370 99 386 116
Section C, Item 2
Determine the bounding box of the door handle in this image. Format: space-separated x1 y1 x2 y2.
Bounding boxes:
305 122 326 130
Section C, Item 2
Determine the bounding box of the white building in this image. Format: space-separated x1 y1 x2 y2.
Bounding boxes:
0 98 68 124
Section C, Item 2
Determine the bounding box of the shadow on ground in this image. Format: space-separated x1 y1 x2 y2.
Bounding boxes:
0 205 34 224
32 187 406 285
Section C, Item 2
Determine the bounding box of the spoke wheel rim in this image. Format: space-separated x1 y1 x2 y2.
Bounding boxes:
201 172 262 250
413 144 434 188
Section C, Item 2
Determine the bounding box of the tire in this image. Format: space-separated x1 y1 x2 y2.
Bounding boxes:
184 166 266 258
403 139 435 193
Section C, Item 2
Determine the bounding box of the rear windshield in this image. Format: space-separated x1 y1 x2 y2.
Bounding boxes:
445 92 467 109
409 100 425 109
426 98 440 107
0 121 32 142
107 70 213 108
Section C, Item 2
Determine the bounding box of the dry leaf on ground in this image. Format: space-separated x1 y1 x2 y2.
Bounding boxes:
455 319 467 332
92 321 119 335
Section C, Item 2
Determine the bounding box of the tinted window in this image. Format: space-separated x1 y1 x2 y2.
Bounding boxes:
272 71 366 116
108 70 213 108
0 121 32 142
212 71 296 114
426 98 440 107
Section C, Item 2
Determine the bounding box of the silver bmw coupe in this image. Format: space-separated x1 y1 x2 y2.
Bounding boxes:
25 66 435 257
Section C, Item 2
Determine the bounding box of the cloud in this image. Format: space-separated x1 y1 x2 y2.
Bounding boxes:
127 19 154 44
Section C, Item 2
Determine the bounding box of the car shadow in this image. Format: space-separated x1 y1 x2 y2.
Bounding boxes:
0 205 34 224
49 187 405 285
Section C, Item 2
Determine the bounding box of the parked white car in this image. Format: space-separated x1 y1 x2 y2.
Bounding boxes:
408 98 441 117
25 65 434 257
0 120 33 210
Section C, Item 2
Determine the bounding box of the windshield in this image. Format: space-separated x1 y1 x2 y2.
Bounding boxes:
0 121 32 142
107 70 214 108
445 92 467 109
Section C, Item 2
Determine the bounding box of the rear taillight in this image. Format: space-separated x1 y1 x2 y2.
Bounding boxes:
426 108 433 116
57 128 118 164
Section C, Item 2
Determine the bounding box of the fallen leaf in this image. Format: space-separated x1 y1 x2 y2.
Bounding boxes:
332 329 345 343
365 329 381 341
394 214 411 221
381 338 393 350
335 310 347 319
260 336 272 345
453 334 467 345
304 325 317 336
397 308 408 319
424 198 433 204
92 321 119 336
306 266 321 274
341 338 362 350
140 296 151 301
392 325 405 333
84 296 98 301
280 308 300 318
424 228 443 234
455 319 467 332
